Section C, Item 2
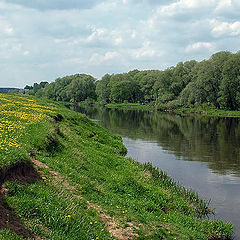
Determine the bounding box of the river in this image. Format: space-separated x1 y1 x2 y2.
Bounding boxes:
76 106 240 239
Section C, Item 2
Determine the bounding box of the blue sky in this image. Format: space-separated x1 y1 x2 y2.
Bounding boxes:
0 0 240 87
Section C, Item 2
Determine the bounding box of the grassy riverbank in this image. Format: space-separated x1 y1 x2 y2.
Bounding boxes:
104 102 240 118
0 94 233 239
172 106 240 118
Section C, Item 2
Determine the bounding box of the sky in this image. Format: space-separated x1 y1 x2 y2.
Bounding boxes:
0 0 239 88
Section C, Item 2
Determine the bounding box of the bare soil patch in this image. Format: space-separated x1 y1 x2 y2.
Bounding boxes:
0 162 41 239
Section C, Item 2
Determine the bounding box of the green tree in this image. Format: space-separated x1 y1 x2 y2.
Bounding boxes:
134 70 160 103
109 80 140 103
170 60 197 97
108 73 140 103
218 53 240 110
153 69 173 103
44 82 56 99
191 61 219 105
96 74 111 103
32 82 48 93
24 85 33 90
66 74 96 102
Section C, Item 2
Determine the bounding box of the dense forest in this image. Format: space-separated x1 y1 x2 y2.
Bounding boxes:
26 51 240 110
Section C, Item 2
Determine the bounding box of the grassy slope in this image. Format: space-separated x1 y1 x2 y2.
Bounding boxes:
0 94 233 240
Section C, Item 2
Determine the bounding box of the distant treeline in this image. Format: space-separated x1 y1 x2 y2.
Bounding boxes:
26 51 240 110
0 88 19 93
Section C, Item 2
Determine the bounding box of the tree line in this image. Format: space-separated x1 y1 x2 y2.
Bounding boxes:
25 51 240 110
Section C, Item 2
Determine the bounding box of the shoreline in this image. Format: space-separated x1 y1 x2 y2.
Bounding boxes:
103 102 240 118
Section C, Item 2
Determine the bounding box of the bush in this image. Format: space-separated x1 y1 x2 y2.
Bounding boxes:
165 99 181 110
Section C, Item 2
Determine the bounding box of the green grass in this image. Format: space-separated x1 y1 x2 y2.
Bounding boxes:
173 105 240 118
0 94 234 239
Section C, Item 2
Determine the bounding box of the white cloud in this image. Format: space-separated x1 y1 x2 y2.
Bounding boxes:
3 0 105 10
157 0 216 17
0 20 15 37
114 37 123 45
89 51 120 64
79 27 124 47
211 20 240 37
131 31 136 39
122 0 175 6
216 0 232 11
185 42 215 53
214 0 240 19
5 26 14 35
23 51 30 56
132 41 157 59
86 27 106 42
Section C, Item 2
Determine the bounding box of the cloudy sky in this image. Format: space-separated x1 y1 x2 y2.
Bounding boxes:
0 0 239 88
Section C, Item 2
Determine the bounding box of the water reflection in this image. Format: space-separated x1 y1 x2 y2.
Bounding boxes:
76 106 240 176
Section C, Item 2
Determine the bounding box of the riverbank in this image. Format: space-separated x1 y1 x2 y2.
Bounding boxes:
0 94 233 239
104 102 240 118
172 106 240 118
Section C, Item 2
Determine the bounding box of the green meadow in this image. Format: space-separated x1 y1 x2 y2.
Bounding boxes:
0 94 233 240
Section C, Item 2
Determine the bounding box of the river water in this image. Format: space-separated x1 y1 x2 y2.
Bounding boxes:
77 106 240 239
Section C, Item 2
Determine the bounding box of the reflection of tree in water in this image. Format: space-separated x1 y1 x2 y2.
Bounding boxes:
78 107 240 176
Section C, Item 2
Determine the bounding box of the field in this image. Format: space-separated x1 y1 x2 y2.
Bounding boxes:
0 94 233 239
